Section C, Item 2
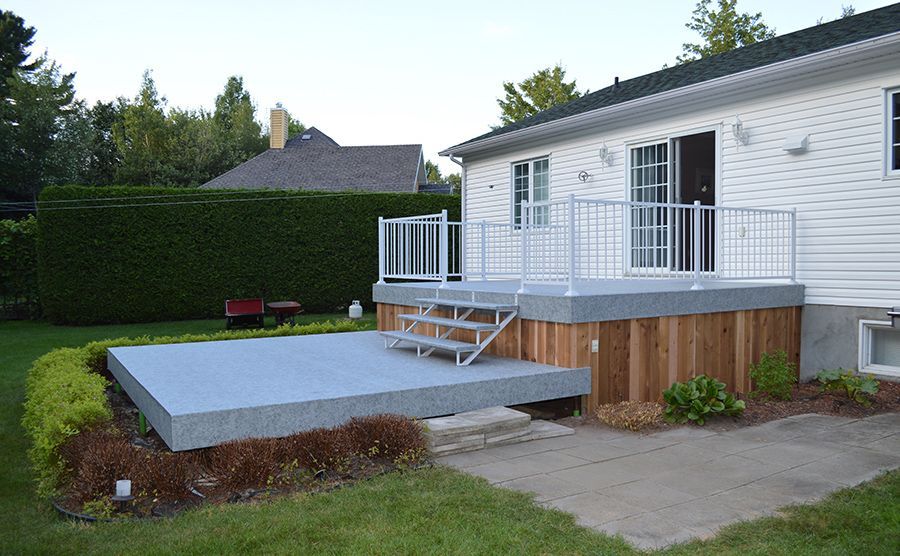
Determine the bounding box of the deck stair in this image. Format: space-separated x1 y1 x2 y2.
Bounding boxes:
380 297 518 366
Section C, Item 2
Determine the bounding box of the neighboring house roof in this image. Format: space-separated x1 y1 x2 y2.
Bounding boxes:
442 4 900 154
418 183 453 194
202 127 427 192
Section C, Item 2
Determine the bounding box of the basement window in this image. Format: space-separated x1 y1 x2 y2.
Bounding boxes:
887 89 900 177
859 320 900 378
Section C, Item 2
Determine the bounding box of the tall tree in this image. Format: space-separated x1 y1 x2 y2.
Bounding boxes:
497 64 582 126
114 70 172 184
81 99 125 185
213 76 266 173
0 10 38 98
818 5 855 24
0 58 90 199
676 0 775 65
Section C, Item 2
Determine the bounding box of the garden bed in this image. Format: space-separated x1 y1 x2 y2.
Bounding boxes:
578 380 900 433
55 385 428 520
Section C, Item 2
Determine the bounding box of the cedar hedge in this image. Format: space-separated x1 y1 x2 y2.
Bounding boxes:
37 186 460 324
0 215 39 319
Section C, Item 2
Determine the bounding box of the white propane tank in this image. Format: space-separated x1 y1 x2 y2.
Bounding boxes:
348 300 363 320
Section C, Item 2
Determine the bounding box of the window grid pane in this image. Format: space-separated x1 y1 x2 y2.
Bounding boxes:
629 143 669 267
512 158 549 226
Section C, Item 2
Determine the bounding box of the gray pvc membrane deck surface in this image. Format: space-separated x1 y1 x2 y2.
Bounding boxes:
107 331 590 451
373 279 805 323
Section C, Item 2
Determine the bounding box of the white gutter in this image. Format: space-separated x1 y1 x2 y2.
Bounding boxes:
439 31 900 157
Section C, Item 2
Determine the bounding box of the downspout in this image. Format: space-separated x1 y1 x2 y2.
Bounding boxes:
448 154 465 221
448 154 466 280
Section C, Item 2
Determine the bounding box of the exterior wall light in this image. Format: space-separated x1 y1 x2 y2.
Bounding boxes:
598 143 613 167
732 116 750 146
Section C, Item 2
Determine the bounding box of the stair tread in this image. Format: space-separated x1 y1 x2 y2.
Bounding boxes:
397 314 499 331
380 330 480 352
415 297 518 311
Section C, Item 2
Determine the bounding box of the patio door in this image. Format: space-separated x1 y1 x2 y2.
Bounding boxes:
627 131 716 274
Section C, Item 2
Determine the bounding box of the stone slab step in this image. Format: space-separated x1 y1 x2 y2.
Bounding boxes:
529 420 575 440
398 314 499 332
415 297 518 312
380 330 479 353
455 406 531 436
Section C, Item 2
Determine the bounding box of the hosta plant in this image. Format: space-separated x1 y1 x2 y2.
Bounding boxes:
815 368 879 407
662 375 745 425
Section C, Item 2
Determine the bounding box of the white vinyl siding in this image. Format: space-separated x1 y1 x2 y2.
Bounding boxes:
462 57 900 308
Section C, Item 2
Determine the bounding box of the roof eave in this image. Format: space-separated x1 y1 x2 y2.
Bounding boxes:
439 31 900 158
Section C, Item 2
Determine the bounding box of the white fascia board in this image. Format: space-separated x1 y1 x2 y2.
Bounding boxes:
439 31 900 158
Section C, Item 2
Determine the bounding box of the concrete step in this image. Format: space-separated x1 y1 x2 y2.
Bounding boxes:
398 314 499 332
415 297 518 312
422 407 574 456
380 330 480 353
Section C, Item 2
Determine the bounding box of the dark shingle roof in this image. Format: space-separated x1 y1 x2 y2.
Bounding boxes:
446 4 900 152
202 126 424 192
418 183 453 194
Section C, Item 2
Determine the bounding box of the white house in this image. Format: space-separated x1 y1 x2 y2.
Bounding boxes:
434 5 900 380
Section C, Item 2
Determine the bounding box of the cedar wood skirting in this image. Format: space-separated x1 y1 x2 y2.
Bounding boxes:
376 303 802 413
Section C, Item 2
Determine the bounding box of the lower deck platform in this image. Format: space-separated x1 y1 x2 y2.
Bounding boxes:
107 331 591 451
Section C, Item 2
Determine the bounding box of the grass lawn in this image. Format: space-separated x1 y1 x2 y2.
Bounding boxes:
2 317 898 555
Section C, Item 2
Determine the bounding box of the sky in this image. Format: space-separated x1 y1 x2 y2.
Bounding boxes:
7 0 896 175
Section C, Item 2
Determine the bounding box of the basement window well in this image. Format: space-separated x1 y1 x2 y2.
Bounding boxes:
859 320 900 378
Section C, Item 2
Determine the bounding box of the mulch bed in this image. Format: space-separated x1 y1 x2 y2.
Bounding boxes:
730 380 900 426
55 389 428 521
564 380 900 433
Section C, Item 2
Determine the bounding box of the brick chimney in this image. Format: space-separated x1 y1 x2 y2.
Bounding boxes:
270 103 288 149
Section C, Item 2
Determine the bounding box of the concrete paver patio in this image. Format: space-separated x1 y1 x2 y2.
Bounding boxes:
437 412 900 550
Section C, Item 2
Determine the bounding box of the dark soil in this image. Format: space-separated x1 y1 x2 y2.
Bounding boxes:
731 380 900 426
563 381 900 433
57 388 426 521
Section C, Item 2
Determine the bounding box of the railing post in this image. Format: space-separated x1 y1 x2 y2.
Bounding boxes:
480 220 487 281
565 194 578 296
517 202 529 294
790 207 798 283
690 200 704 290
439 209 449 287
377 216 385 284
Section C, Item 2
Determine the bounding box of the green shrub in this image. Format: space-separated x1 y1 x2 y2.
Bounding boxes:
37 186 460 324
0 215 39 319
23 319 367 496
815 369 879 407
749 350 797 400
662 375 745 426
22 347 112 497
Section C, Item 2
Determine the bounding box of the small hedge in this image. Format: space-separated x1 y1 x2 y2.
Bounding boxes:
22 319 366 496
37 186 460 324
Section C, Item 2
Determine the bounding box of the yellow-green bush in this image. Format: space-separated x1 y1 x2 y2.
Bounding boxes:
23 319 366 496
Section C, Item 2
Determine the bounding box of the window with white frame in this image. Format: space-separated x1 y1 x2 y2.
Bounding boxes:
888 89 900 176
512 157 549 226
859 320 900 377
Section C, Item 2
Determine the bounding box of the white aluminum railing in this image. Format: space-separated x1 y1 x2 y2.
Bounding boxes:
378 196 797 293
